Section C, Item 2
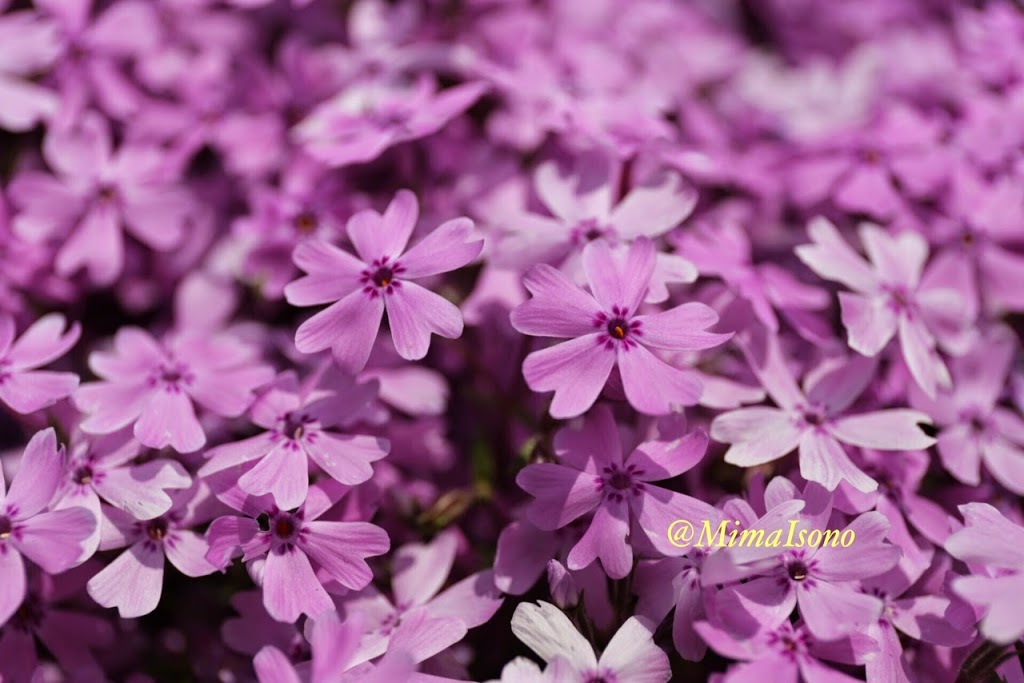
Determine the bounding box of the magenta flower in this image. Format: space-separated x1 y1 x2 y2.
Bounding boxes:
946 503 1024 644
52 430 191 557
253 611 416 683
0 429 96 627
909 326 1024 494
0 564 114 682
634 494 807 660
0 313 80 415
695 618 878 683
75 326 274 453
517 406 718 578
200 372 389 510
205 480 390 624
860 560 974 682
796 218 973 397
510 601 671 683
673 221 829 335
9 113 194 285
285 190 483 373
700 483 901 642
293 77 487 168
338 529 504 667
497 151 698 303
510 238 731 418
711 333 936 491
86 485 216 618
0 8 60 131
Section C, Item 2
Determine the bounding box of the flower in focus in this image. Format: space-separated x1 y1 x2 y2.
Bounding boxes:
286 190 483 373
511 238 731 418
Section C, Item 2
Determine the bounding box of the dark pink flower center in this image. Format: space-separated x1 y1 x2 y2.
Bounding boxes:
571 218 612 244
293 211 318 234
282 413 310 440
606 317 629 340
97 185 118 203
597 463 645 502
154 362 194 392
147 518 169 541
361 257 406 297
787 561 809 581
594 308 642 349
270 513 301 544
373 266 395 288
0 516 12 539
72 466 94 485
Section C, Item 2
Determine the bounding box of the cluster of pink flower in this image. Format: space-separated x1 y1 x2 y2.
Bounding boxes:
1 0 1023 681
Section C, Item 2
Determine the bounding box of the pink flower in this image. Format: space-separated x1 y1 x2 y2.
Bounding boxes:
946 503 1024 644
205 480 390 624
200 372 389 510
711 333 935 492
510 238 731 418
9 113 194 285
252 611 417 683
338 529 504 667
0 313 80 415
0 429 96 627
510 601 671 683
285 190 483 373
695 618 878 683
517 406 718 578
909 326 1024 494
496 151 698 303
0 8 60 131
86 485 217 618
52 430 192 557
700 483 902 642
74 326 274 453
293 77 487 168
795 217 973 398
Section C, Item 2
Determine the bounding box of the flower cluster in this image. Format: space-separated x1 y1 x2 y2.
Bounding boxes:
1 0 1023 681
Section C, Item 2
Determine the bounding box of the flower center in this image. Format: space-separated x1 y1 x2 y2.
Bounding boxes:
293 211 318 234
361 258 405 296
97 185 117 203
608 471 632 490
282 413 309 441
969 415 987 433
157 362 192 388
606 317 629 340
0 516 12 539
788 561 809 581
272 514 299 541
598 464 644 502
72 466 94 485
373 266 395 288
802 410 825 426
147 518 168 542
571 218 611 244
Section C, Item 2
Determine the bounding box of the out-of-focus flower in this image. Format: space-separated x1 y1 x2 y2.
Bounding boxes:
0 313 79 415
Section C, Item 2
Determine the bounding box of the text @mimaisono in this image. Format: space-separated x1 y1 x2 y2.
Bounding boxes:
666 519 856 549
